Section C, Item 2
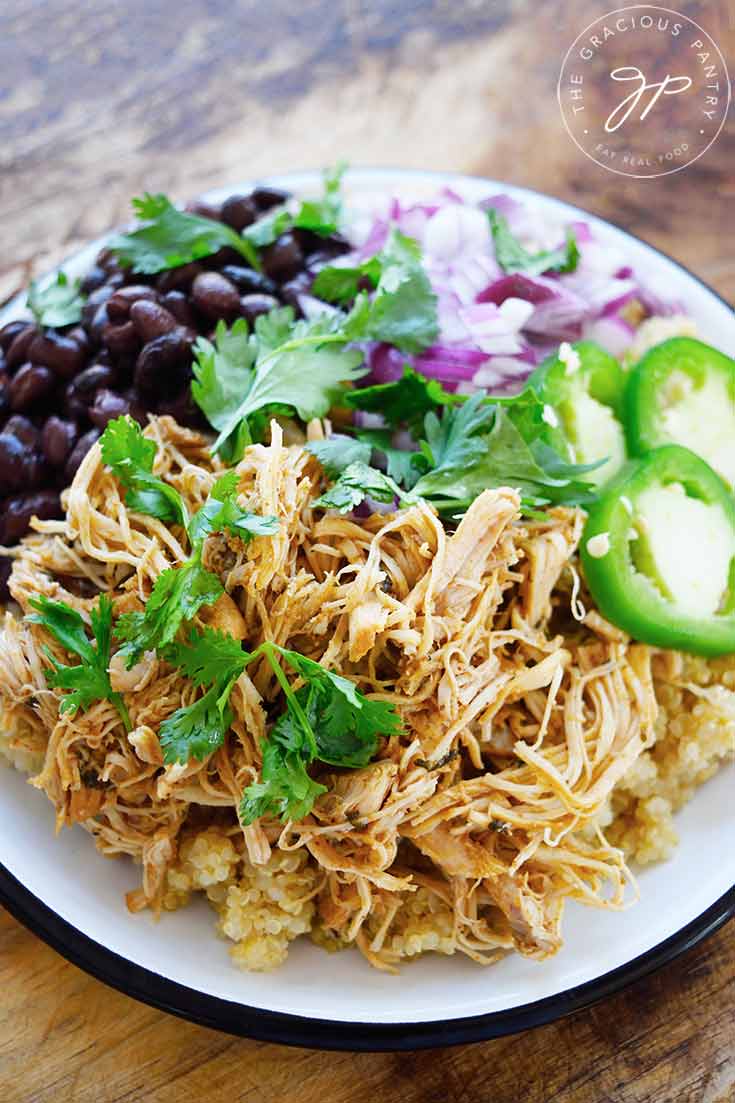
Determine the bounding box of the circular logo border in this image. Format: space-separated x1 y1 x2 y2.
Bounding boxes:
557 4 732 179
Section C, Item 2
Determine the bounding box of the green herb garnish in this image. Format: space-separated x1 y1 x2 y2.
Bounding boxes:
109 193 260 274
99 418 278 666
239 642 402 823
100 416 189 527
312 230 439 354
487 209 579 277
344 367 457 432
243 162 347 247
158 627 249 764
312 460 403 514
27 271 85 328
192 310 366 463
28 594 130 730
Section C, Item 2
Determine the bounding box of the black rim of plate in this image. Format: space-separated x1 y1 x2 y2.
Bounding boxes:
1 172 734 1052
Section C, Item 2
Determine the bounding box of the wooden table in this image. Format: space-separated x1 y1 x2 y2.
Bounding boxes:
0 2 733 1099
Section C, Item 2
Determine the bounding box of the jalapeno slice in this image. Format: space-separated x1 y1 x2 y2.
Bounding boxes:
625 337 735 488
530 340 627 488
581 444 735 657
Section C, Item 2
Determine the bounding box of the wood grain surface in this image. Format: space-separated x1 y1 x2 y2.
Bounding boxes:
0 1 733 1100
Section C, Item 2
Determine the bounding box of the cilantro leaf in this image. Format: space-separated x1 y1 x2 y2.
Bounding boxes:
159 680 236 765
28 594 130 729
365 231 439 354
193 306 367 461
115 560 223 667
187 470 280 544
158 626 249 764
313 232 439 355
345 367 456 432
100 416 188 527
27 271 85 328
164 626 248 688
353 429 428 488
311 256 382 304
312 460 401 513
239 642 402 824
305 436 372 477
191 319 258 463
487 210 579 277
239 724 328 823
412 392 598 511
421 393 494 471
109 193 260 275
243 163 346 247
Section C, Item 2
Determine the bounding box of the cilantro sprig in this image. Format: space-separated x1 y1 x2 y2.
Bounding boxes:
192 309 366 462
239 642 402 823
100 416 189 527
309 386 600 517
487 209 579 277
28 594 130 730
243 162 347 247
344 367 457 433
109 193 260 275
99 417 278 666
27 271 86 328
158 627 249 764
312 230 440 354
154 630 402 826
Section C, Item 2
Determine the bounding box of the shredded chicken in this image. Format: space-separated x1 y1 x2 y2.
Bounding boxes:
0 416 664 972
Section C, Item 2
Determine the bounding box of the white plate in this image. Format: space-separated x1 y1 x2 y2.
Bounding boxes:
1 170 733 1050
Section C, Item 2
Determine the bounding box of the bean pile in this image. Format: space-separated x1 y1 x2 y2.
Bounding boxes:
0 185 350 590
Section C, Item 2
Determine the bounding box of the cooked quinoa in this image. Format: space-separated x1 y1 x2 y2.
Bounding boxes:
86 650 731 973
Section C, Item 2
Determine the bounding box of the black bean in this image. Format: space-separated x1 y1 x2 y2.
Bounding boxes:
204 245 245 269
5 326 37 372
0 434 29 494
261 233 304 283
307 243 352 274
155 262 203 293
4 415 39 451
156 385 201 426
106 284 159 323
81 285 115 329
80 265 108 294
28 332 86 380
298 231 351 260
251 185 290 211
134 330 192 400
191 272 240 321
0 373 10 420
65 364 117 420
129 300 177 343
9 363 54 412
102 320 140 356
95 248 125 276
86 302 111 347
0 557 11 603
88 389 132 429
66 326 90 354
239 293 280 324
185 199 222 221
221 265 278 296
280 274 312 314
122 389 148 426
0 321 33 354
160 290 196 327
220 194 258 231
64 429 100 483
41 417 78 467
0 490 62 545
